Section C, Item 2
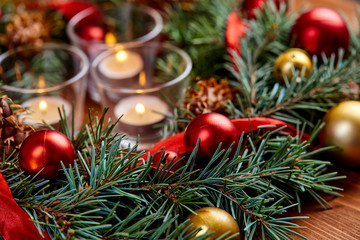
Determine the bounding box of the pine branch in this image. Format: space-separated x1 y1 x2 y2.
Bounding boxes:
1 107 343 239
0 1 355 240
163 0 236 77
228 2 360 129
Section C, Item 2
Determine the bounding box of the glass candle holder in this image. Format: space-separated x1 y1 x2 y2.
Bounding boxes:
67 1 163 102
91 42 192 150
0 43 89 131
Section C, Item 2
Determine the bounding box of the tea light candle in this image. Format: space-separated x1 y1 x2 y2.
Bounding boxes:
114 95 169 135
22 96 72 126
99 50 144 79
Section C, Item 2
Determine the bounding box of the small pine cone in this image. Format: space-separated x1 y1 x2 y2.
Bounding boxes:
182 78 237 119
0 8 52 49
0 95 34 157
0 98 13 118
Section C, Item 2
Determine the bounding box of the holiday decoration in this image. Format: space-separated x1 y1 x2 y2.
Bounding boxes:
19 129 76 179
242 0 288 19
225 11 247 54
0 173 51 240
185 207 240 239
319 101 360 167
77 24 106 41
183 78 236 119
290 7 350 58
183 113 238 165
2 1 360 239
151 149 184 177
0 9 53 49
0 96 34 156
48 1 100 21
273 48 312 83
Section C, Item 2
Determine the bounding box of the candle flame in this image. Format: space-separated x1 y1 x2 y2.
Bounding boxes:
105 32 117 46
38 75 46 89
116 50 128 62
39 100 47 113
139 71 146 87
135 103 145 115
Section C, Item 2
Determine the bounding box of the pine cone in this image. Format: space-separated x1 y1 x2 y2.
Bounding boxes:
183 78 237 119
0 96 34 157
0 8 53 50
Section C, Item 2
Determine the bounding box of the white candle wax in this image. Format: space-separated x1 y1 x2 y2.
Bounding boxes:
99 50 144 79
114 95 169 126
22 96 72 126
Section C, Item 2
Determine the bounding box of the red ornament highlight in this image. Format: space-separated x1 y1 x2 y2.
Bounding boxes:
290 7 350 58
242 0 288 19
184 113 238 164
77 25 106 42
19 130 76 179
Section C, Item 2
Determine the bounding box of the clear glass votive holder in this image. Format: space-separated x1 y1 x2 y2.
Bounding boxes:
91 42 192 150
0 43 89 131
66 1 163 102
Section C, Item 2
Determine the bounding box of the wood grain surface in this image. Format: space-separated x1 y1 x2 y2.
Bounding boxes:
289 167 360 239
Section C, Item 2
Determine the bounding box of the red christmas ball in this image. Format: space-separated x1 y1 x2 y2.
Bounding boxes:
242 0 288 19
77 25 105 42
151 150 184 177
48 1 100 21
225 12 247 54
184 113 238 165
290 7 350 58
19 130 76 179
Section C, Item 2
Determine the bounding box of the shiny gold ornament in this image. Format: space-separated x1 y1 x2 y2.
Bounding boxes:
319 100 360 167
185 207 240 240
273 48 312 83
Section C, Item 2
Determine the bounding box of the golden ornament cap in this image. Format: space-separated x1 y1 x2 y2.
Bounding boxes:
185 207 240 240
273 48 312 83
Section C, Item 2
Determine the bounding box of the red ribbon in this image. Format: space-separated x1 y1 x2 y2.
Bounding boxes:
146 117 310 157
0 173 51 240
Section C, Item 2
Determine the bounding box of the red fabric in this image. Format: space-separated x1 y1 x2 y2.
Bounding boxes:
145 117 310 158
0 173 51 240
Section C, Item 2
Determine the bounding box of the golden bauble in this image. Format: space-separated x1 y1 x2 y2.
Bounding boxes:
273 48 312 83
185 207 240 240
319 100 360 167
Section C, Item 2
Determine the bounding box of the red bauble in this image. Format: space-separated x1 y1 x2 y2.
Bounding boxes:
184 113 238 165
242 0 288 19
77 25 105 42
225 12 247 54
290 7 350 58
19 130 76 179
48 1 100 21
151 150 184 177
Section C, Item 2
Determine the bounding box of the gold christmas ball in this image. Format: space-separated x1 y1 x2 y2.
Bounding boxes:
185 207 240 240
273 48 312 83
319 100 360 167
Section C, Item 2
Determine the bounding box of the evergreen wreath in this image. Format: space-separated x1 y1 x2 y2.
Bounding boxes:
0 0 359 239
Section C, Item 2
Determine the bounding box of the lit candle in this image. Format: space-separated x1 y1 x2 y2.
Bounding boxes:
98 49 144 79
22 96 72 126
114 95 169 136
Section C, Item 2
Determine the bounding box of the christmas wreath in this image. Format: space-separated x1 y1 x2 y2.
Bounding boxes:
0 0 360 239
